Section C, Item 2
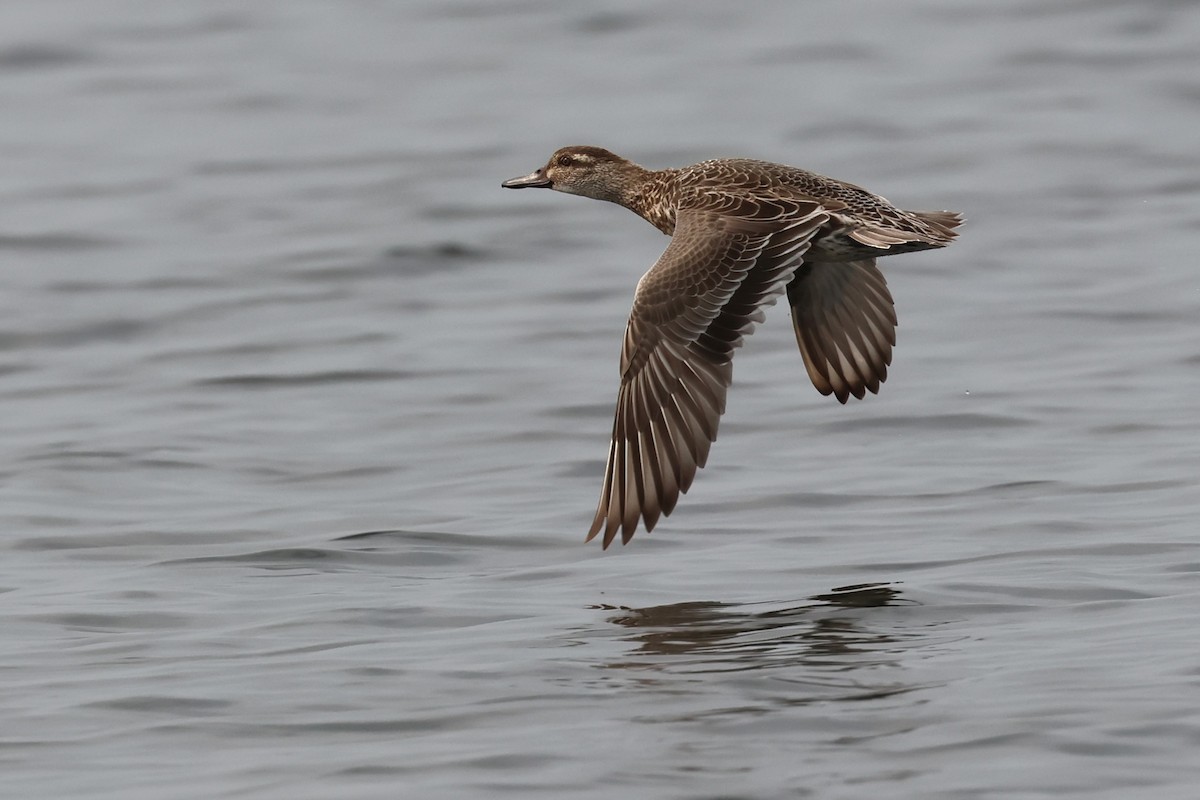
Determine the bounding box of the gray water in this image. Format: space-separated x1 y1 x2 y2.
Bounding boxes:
3 1 1199 798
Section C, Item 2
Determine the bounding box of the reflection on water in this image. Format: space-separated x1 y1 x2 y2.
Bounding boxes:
597 584 920 689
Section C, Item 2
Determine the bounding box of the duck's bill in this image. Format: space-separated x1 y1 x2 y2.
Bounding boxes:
501 169 551 189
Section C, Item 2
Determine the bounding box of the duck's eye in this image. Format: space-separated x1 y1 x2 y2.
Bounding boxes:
557 154 573 167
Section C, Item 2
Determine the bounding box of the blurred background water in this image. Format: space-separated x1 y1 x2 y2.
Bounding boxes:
2 1 1199 798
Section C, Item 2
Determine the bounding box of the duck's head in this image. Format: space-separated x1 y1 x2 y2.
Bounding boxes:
502 146 637 202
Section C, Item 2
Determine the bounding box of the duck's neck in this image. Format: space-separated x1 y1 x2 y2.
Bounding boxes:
622 168 680 235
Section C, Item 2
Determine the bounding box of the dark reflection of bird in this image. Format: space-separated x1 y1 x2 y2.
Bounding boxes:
598 584 908 671
503 147 962 547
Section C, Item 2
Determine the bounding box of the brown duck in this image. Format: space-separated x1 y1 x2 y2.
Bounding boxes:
502 146 962 548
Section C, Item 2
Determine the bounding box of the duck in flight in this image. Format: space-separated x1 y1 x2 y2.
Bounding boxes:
503 146 962 548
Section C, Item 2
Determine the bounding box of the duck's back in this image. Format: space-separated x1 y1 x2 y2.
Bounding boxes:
676 158 961 260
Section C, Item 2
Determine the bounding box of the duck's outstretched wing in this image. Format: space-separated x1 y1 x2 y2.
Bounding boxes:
786 258 897 404
786 207 961 402
587 195 828 548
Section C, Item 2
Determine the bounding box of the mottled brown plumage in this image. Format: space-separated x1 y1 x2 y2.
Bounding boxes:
502 146 962 548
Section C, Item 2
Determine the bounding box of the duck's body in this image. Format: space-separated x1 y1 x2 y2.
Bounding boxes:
503 146 962 548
